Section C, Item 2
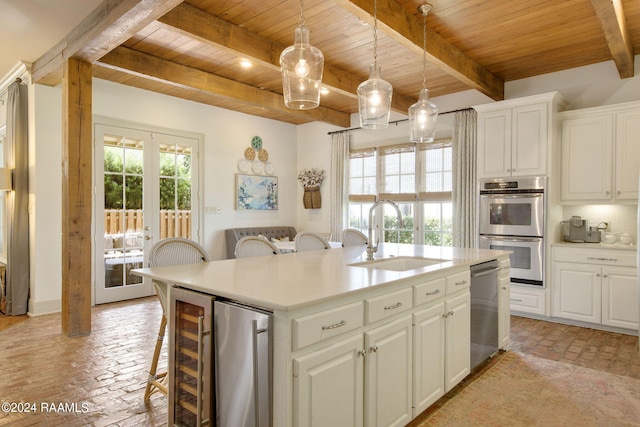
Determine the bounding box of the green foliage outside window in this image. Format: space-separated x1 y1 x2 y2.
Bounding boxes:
382 215 452 246
104 148 191 210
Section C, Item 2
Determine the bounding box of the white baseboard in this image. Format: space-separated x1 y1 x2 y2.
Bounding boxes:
28 298 61 316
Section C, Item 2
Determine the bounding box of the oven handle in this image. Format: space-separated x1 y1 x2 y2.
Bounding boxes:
480 235 542 243
480 193 543 199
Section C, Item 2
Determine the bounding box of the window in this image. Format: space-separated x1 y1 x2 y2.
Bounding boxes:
347 140 452 247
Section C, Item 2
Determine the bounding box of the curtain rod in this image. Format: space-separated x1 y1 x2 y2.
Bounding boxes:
327 107 473 135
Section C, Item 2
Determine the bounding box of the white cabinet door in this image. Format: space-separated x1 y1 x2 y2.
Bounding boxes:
444 291 470 392
561 114 613 201
294 335 364 427
602 267 639 330
478 109 511 178
614 109 640 200
552 262 601 323
511 102 548 177
364 316 413 427
412 302 445 415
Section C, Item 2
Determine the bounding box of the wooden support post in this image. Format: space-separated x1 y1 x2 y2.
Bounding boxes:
61 58 92 336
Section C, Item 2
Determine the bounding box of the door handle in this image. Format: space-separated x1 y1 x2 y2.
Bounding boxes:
144 235 152 240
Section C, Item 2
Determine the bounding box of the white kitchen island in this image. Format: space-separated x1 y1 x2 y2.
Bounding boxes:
134 243 511 427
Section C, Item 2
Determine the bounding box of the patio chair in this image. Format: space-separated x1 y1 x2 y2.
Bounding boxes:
144 237 211 402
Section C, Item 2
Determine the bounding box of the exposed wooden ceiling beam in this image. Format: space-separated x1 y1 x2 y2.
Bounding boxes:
96 46 351 127
32 0 185 85
335 0 504 101
157 2 416 113
590 0 634 78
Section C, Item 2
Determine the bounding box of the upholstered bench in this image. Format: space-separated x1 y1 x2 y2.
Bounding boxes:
225 226 297 258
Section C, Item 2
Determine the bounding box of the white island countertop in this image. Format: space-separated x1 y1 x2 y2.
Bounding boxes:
133 243 510 312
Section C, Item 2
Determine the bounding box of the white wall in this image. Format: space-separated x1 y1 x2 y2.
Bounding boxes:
28 78 299 314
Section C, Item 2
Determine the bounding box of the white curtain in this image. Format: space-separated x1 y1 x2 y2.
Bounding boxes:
452 109 478 248
330 132 350 241
5 79 29 315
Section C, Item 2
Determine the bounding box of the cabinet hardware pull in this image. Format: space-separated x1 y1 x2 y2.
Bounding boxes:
455 280 467 286
596 273 601 277
370 345 378 353
587 257 618 262
501 286 508 290
196 315 209 426
358 349 367 357
510 298 522 302
425 289 441 296
322 320 347 330
384 302 403 310
603 274 608 278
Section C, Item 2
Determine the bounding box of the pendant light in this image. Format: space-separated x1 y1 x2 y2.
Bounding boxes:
357 0 393 129
280 0 324 109
409 4 438 142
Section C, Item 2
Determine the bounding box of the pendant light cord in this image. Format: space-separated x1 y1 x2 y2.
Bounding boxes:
421 8 427 90
299 0 305 26
373 0 378 67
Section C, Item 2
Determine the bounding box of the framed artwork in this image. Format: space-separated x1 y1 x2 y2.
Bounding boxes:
236 174 278 210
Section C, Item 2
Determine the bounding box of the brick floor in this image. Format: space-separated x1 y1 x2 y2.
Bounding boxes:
0 297 167 426
1 300 638 426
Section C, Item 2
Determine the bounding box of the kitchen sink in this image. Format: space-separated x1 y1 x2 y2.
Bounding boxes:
348 256 446 272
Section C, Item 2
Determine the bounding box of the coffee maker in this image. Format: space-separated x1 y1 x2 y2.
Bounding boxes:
562 216 601 243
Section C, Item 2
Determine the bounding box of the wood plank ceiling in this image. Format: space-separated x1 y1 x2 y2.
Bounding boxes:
32 0 639 128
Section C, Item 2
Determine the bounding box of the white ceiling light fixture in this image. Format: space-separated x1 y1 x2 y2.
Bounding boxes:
357 0 393 129
409 4 438 142
280 0 324 110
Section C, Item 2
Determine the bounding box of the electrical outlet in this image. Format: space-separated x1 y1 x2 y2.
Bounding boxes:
205 206 222 214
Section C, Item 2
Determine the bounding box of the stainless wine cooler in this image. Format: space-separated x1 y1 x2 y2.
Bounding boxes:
169 286 273 427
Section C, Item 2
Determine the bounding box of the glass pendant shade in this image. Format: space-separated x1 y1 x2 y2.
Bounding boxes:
409 88 438 142
357 64 393 129
280 24 324 109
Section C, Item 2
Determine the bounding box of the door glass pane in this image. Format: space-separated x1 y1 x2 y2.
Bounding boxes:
103 135 144 288
159 143 192 239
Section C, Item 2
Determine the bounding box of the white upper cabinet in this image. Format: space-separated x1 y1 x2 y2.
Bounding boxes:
475 92 566 179
560 101 640 203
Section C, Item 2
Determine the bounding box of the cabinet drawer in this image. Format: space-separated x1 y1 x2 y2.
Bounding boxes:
553 247 635 267
510 287 546 315
414 278 445 307
292 302 363 351
365 288 413 324
446 270 470 294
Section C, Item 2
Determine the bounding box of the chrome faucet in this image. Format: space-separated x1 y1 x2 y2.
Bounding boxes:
366 200 404 260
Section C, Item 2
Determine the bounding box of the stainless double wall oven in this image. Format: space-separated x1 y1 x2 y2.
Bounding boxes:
479 177 545 287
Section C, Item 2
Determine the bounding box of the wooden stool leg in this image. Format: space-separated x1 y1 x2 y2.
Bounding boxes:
144 314 168 402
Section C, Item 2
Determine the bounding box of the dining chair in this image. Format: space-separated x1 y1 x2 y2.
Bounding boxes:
235 236 281 258
145 237 211 402
342 228 368 247
295 231 331 252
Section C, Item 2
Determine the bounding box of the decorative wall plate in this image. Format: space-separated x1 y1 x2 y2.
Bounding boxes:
251 135 263 151
265 162 274 175
252 160 263 174
244 147 256 160
258 148 269 162
238 159 250 173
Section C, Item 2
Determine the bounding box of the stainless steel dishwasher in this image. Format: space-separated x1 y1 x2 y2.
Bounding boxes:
470 260 501 369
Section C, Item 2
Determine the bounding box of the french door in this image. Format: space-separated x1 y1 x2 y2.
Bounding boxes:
94 123 200 304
